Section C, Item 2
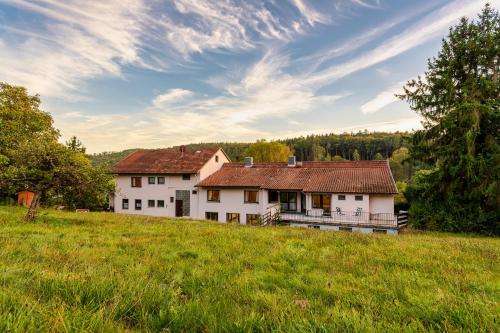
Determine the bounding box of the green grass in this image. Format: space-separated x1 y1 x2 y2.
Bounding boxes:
0 206 498 332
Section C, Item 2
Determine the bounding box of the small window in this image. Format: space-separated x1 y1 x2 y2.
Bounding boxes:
157 177 165 184
170 197 174 203
355 195 363 201
268 190 279 203
131 177 142 187
148 177 155 184
246 214 261 225
148 200 155 208
135 199 142 210
308 225 320 229
226 213 240 223
244 190 259 203
205 212 218 221
339 227 352 232
215 155 219 162
157 200 165 208
122 199 129 210
338 195 346 201
182 174 191 180
207 190 220 202
192 190 197 195
373 229 387 234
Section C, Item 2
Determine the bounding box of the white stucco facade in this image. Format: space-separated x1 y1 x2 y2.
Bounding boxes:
197 188 264 224
369 195 395 214
112 149 229 218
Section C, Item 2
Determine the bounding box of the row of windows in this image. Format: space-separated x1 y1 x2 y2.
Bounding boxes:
131 175 191 188
205 212 261 225
206 190 259 203
122 198 173 210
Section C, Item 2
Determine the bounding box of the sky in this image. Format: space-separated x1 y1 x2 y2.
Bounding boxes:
0 0 497 153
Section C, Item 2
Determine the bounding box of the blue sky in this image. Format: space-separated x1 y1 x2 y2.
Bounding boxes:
0 0 496 153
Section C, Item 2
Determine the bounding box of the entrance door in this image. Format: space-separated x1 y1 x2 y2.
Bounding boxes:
175 200 183 217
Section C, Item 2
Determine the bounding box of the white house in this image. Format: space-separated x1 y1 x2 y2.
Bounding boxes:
111 146 230 218
111 148 401 233
196 157 400 233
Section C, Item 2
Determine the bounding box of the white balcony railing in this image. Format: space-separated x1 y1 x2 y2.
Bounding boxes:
281 210 397 227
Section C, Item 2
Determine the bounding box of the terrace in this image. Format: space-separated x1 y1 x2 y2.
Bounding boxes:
281 210 400 228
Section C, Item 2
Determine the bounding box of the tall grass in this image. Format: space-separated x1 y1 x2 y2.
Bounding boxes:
0 206 498 332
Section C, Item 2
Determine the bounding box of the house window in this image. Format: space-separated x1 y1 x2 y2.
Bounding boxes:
244 190 259 203
157 177 165 184
192 190 197 195
182 174 191 180
207 190 220 202
246 214 261 225
157 200 165 208
339 227 352 232
148 200 155 208
131 177 142 187
308 225 320 229
280 192 297 211
373 229 387 234
148 176 155 184
312 194 331 215
338 195 346 200
135 199 142 210
226 213 240 223
215 155 219 162
205 212 218 221
122 199 129 210
170 197 174 203
268 190 279 203
355 195 363 201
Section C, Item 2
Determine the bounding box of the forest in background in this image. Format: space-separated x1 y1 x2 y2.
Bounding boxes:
89 131 411 167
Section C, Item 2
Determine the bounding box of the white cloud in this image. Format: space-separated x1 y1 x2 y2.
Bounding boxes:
0 0 151 98
152 89 193 108
0 0 330 99
360 81 406 114
304 0 493 87
291 0 329 26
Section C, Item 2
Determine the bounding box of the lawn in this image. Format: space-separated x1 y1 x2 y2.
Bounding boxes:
0 206 498 332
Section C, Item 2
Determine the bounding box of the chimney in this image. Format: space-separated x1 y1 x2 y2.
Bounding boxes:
244 157 253 168
288 156 296 167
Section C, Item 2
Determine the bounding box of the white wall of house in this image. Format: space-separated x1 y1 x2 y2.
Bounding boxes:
113 174 200 217
369 195 394 214
197 188 263 224
113 150 227 218
199 149 230 180
330 193 370 214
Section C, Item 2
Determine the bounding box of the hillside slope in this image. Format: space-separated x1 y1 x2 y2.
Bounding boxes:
0 207 497 332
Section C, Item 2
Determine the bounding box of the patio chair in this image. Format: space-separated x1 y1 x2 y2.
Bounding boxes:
354 207 362 217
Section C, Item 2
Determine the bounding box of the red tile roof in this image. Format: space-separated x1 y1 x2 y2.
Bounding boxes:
112 147 220 174
196 160 398 194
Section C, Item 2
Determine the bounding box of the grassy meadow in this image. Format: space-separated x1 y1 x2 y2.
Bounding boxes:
0 206 498 332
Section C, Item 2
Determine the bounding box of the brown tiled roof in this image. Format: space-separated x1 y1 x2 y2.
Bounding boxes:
196 160 398 194
112 147 220 174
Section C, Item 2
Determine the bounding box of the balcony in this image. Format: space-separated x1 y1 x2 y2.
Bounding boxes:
280 210 398 228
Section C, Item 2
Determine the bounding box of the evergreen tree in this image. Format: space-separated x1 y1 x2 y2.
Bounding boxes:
66 136 86 154
352 149 361 161
399 5 500 234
